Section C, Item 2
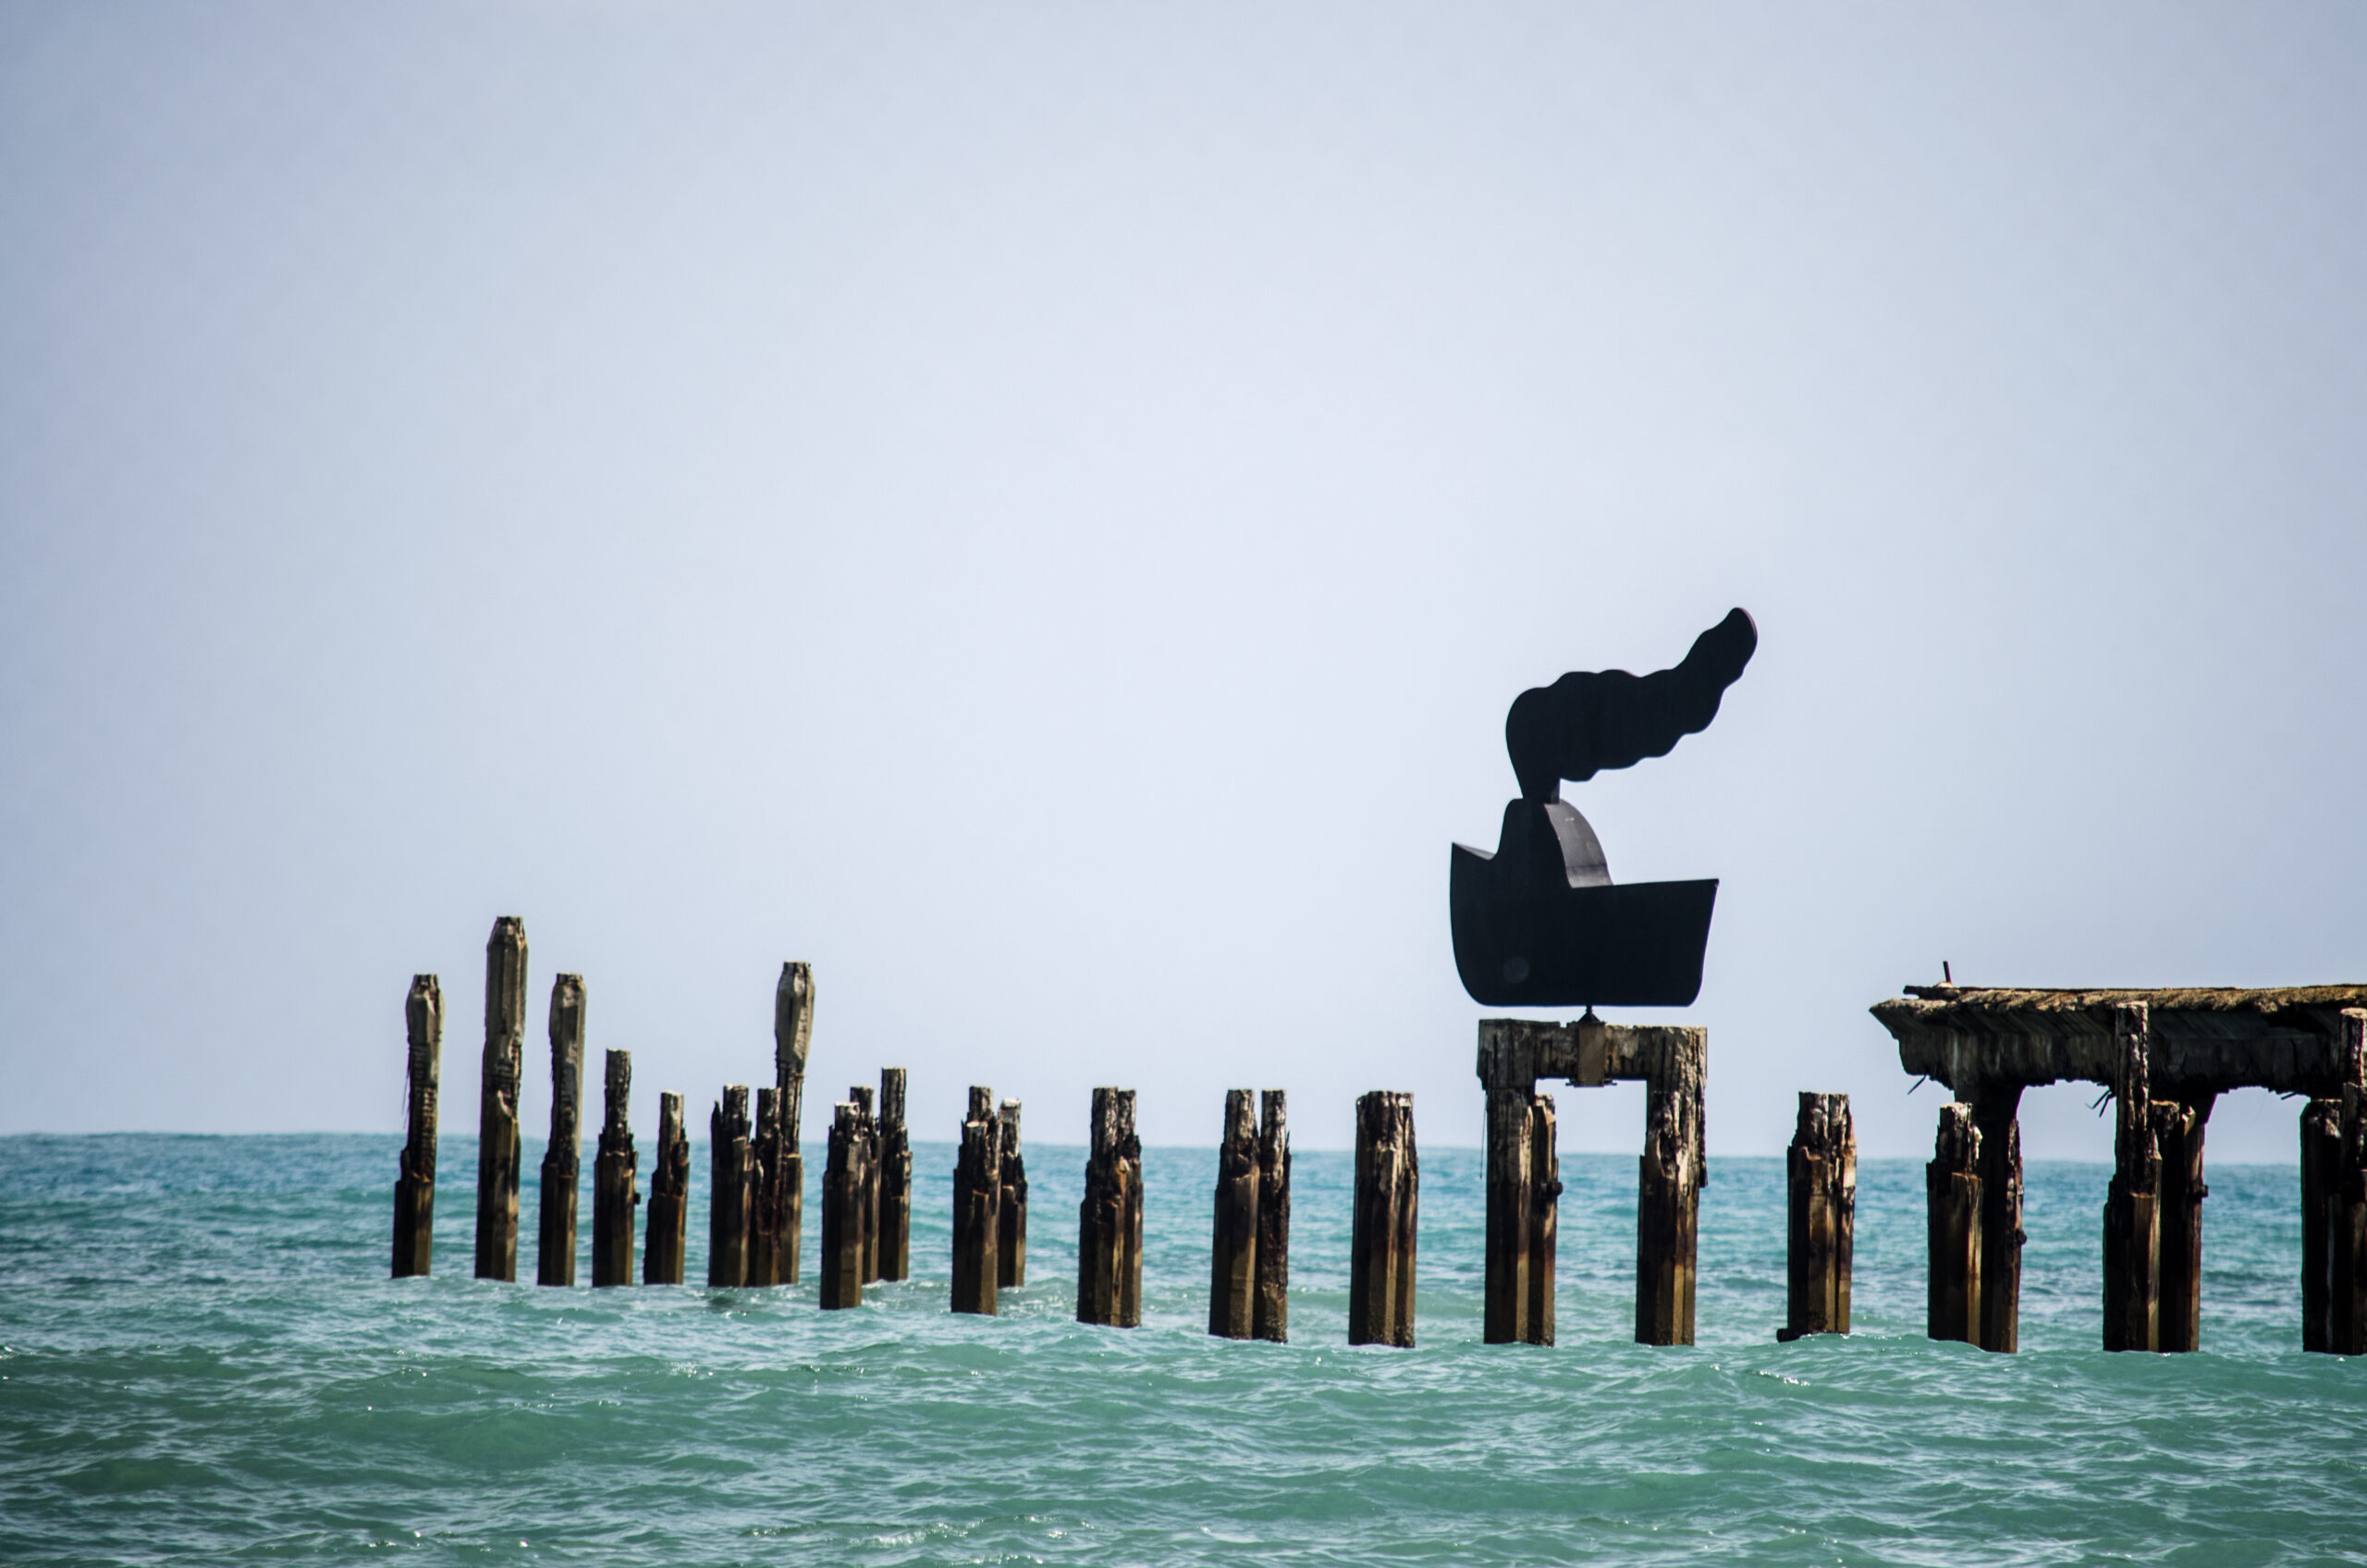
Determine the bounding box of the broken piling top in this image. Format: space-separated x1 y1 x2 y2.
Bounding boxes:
547 974 587 1147
484 918 529 1071
775 962 814 1076
602 1048 632 1134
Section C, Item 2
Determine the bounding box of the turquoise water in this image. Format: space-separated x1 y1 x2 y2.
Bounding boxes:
1 1134 2361 1566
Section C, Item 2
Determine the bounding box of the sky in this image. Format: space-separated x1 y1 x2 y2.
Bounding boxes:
2 3 2362 1162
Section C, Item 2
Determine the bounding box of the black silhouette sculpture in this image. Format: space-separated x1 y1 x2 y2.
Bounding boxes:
1451 608 1756 1007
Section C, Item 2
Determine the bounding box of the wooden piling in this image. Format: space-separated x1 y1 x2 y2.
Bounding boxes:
1968 1084 2023 1353
1636 1049 1701 1347
536 974 586 1288
821 1099 870 1309
2331 1010 2367 1355
473 916 529 1282
1078 1086 1143 1328
1254 1089 1290 1343
592 1049 636 1286
1483 1086 1535 1345
2302 1096 2338 1352
1927 1101 1981 1344
764 962 813 1284
707 1085 752 1288
1209 1089 1259 1339
997 1098 1027 1289
748 1088 784 1285
850 1084 879 1283
1528 1094 1559 1346
879 1069 913 1282
1117 1091 1144 1327
1780 1092 1855 1341
952 1086 1001 1315
643 1091 689 1284
2155 1092 2214 1352
1349 1090 1417 1348
392 974 441 1278
2103 1003 2163 1353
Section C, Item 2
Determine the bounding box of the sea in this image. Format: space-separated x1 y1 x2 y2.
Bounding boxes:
0 1133 2361 1566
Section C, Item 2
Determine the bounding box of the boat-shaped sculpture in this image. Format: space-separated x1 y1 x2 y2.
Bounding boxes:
1451 608 1756 1008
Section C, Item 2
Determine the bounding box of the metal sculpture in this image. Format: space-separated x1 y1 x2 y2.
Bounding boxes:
1451 608 1756 1007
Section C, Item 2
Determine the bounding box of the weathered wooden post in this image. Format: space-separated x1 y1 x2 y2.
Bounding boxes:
474 916 529 1282
2154 1093 2214 1352
536 974 586 1288
708 1085 753 1288
764 962 813 1284
1117 1090 1144 1327
643 1091 689 1284
878 1069 913 1282
1349 1090 1417 1348
748 1087 785 1285
1483 1086 1534 1345
2319 1010 2367 1355
952 1086 1001 1315
592 1049 636 1286
820 1099 871 1309
1636 1045 1702 1346
1078 1086 1142 1327
1967 1084 2023 1353
1529 1094 1559 1344
1255 1090 1290 1343
392 974 442 1278
1927 1101 1981 1343
850 1084 879 1283
998 1098 1027 1288
1209 1089 1259 1339
2103 1003 2163 1353
1779 1092 1855 1341
2302 1096 2339 1353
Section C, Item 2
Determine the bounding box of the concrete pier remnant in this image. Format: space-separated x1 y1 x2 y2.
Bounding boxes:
1477 1018 1703 1345
1874 985 2367 1352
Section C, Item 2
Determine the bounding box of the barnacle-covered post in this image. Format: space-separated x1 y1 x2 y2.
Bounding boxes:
592 1049 637 1286
748 1087 785 1285
849 1084 879 1283
643 1091 690 1284
537 974 587 1288
1635 1044 1701 1347
392 974 442 1278
473 916 529 1282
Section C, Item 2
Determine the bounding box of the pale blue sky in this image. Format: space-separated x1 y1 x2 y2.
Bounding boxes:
3 4 2361 1161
